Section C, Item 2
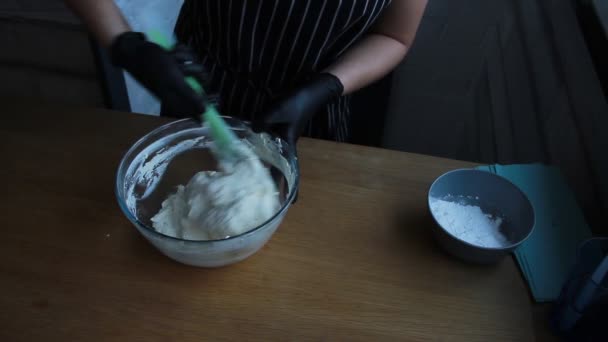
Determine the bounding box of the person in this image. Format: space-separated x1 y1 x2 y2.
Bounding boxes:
65 0 427 145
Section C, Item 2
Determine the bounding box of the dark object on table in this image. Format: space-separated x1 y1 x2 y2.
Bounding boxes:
570 294 607 341
552 237 608 340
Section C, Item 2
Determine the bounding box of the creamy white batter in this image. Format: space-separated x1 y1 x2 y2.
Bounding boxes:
151 143 280 240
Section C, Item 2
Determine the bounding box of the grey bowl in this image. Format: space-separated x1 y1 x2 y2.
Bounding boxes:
428 169 535 264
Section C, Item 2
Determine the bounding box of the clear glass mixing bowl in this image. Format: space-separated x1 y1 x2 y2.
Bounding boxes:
115 118 299 267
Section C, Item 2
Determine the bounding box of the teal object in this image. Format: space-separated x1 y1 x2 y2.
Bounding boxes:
476 164 593 302
147 30 239 160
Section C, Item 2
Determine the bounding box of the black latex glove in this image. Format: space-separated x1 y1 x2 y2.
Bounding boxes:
110 31 208 119
253 73 344 145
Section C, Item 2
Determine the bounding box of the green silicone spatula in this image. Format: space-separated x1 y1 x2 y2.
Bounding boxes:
148 30 241 161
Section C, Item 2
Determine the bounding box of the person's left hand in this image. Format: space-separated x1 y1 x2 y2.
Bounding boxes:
253 73 343 145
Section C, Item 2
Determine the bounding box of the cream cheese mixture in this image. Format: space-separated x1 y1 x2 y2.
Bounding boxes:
151 143 280 240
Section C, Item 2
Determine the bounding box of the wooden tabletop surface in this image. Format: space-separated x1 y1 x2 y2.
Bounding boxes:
1 102 537 341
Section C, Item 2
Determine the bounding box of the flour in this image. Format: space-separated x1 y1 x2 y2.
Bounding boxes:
150 142 280 240
430 197 509 248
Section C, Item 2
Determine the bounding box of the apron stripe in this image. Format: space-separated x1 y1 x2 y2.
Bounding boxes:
248 1 264 72
226 0 233 65
236 1 248 61
257 0 279 67
205 1 213 55
265 0 296 88
312 0 343 67
294 0 328 76
337 0 378 57
344 0 358 30
278 0 312 85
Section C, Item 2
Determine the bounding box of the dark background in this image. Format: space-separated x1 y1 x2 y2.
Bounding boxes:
351 0 608 234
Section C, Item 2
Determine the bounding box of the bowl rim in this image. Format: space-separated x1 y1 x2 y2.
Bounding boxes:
115 117 300 244
427 168 536 251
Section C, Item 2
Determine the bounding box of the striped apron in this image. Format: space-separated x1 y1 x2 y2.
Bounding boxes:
175 0 392 142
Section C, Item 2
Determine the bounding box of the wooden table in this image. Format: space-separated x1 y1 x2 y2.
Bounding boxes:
1 102 537 341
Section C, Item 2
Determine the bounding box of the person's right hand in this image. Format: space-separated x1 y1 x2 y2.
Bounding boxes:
110 31 208 118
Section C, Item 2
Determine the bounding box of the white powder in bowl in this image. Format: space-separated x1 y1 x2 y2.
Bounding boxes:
430 197 510 248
